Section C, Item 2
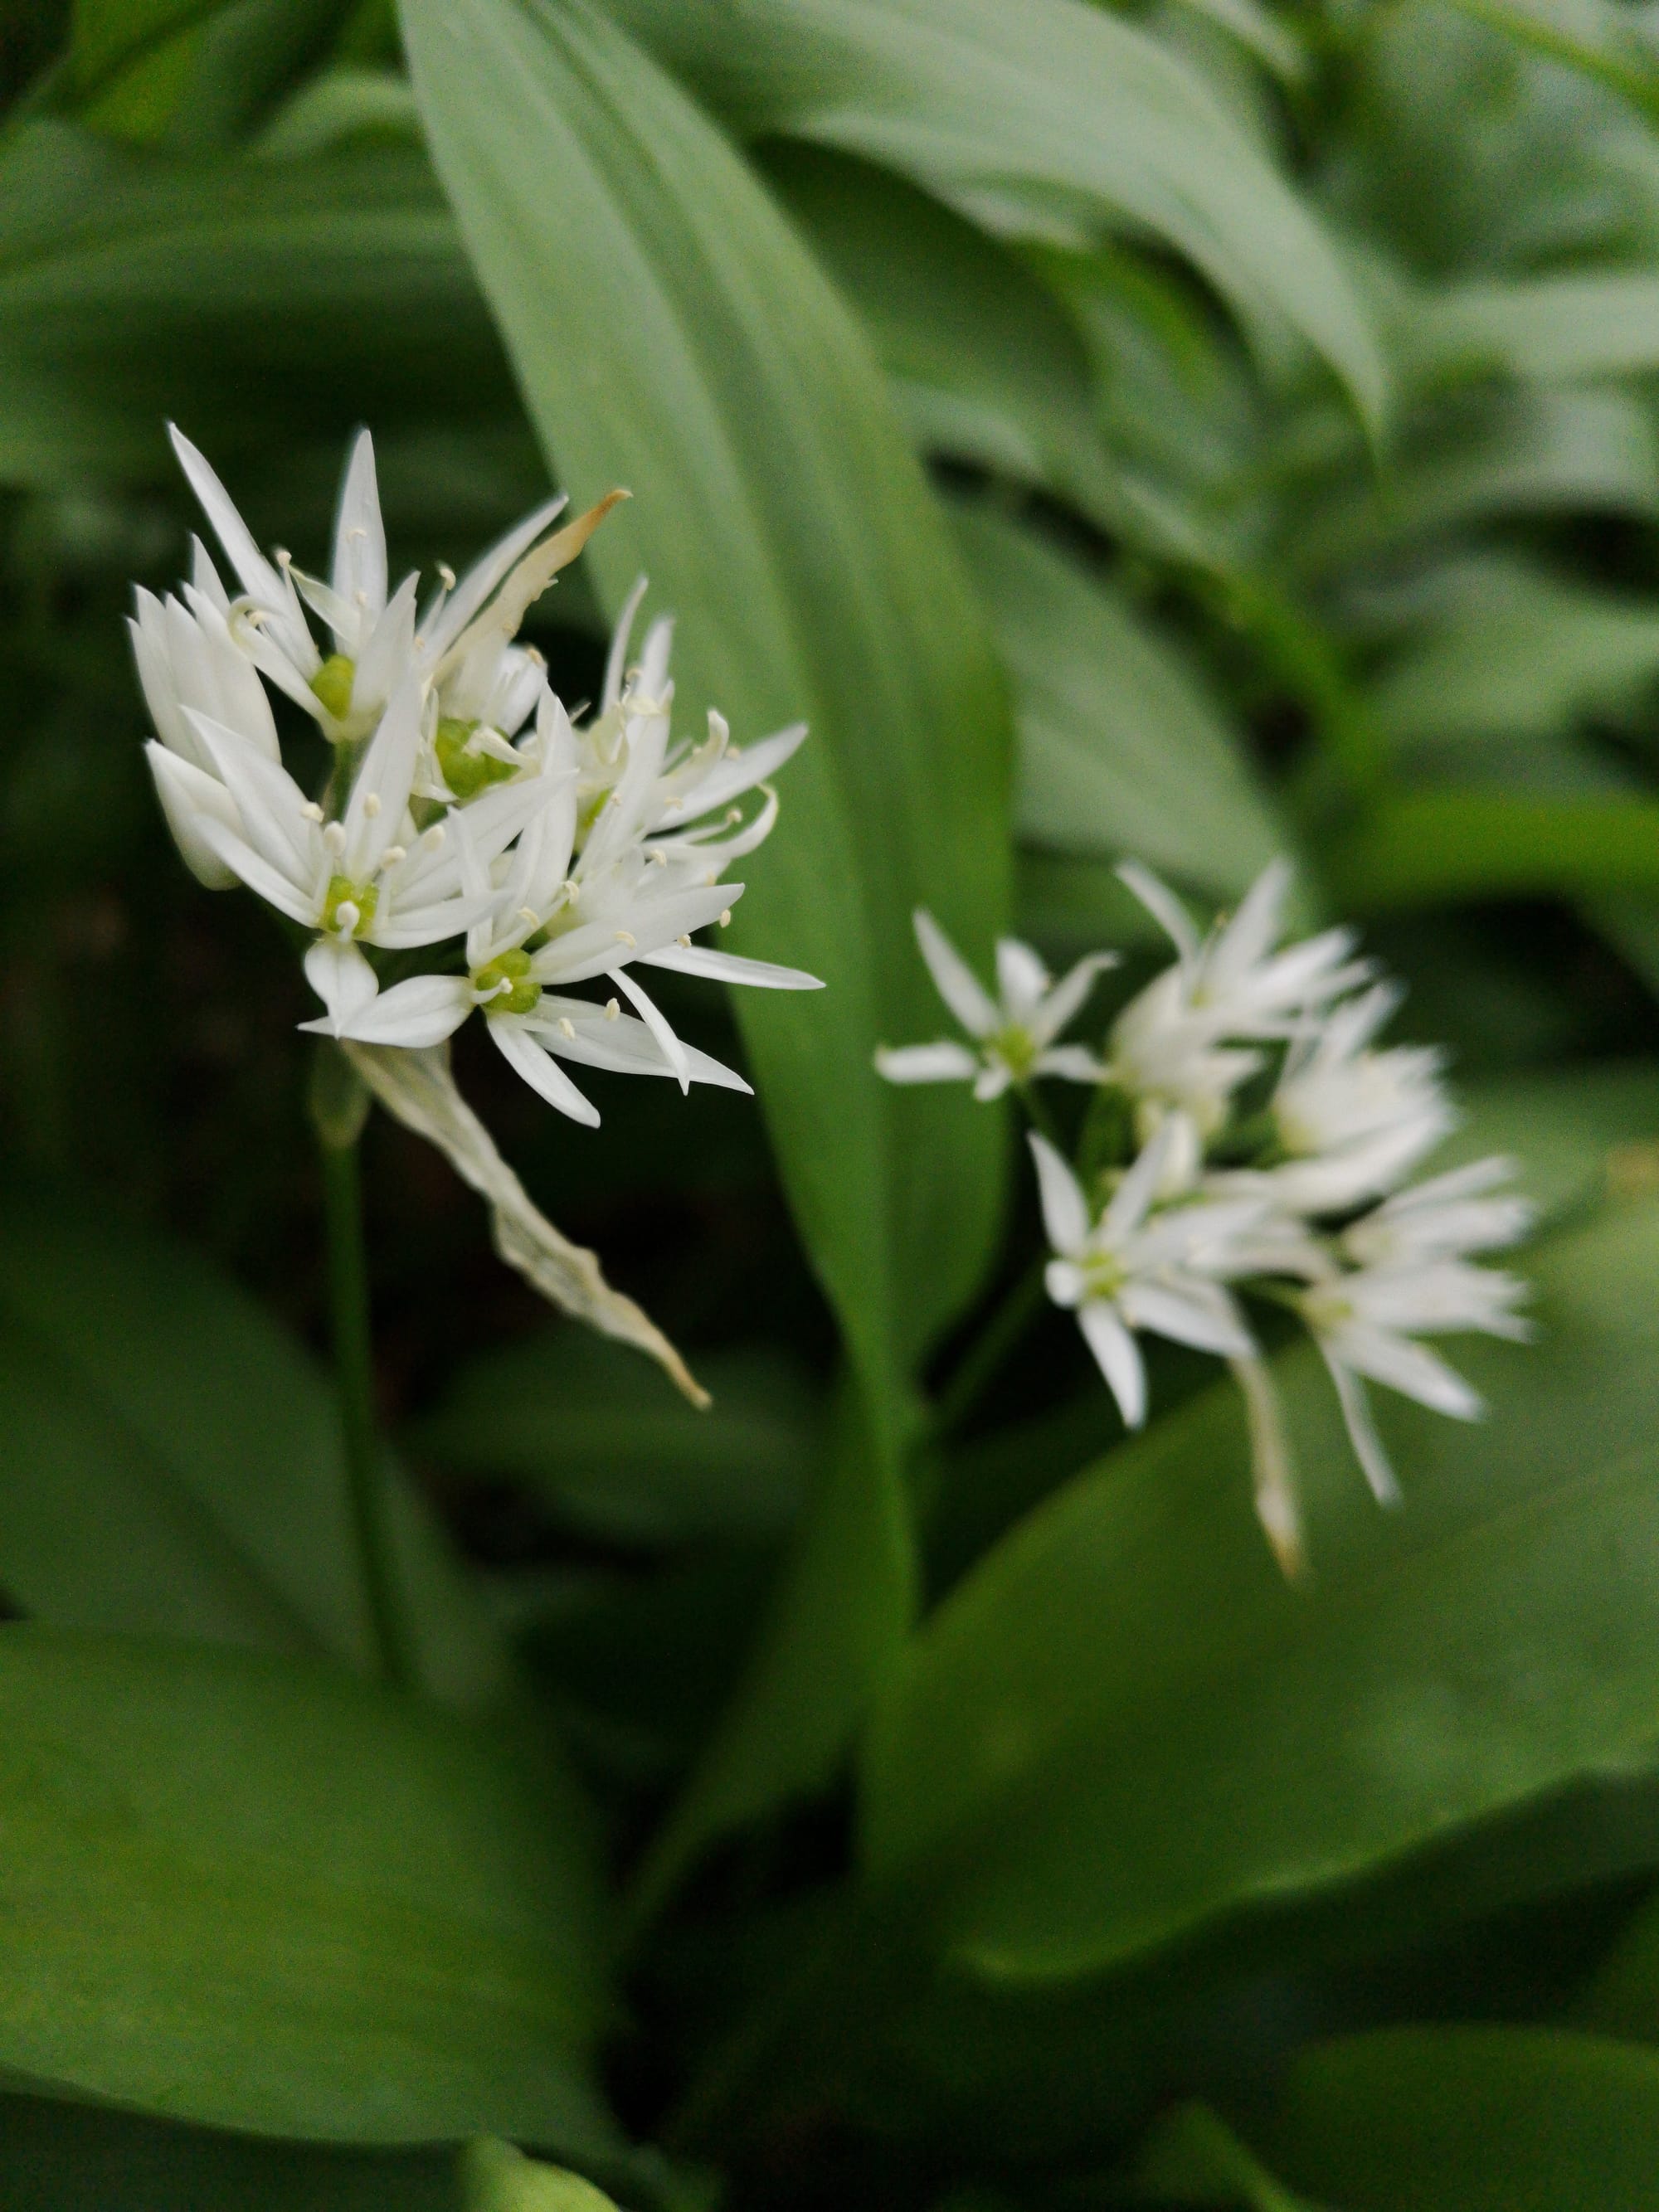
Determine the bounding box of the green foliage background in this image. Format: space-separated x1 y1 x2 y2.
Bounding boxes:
4 0 1659 2205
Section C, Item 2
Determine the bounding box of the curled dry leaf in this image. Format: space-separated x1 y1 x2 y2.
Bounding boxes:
433 489 631 681
344 1039 709 1407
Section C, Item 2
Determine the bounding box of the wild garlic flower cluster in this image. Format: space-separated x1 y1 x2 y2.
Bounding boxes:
134 428 820 1125
877 860 1532 1568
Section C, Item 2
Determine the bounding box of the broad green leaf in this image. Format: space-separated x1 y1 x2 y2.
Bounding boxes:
0 1627 611 2147
414 1331 818 1546
950 503 1287 896
461 2139 619 2211
401 0 1011 1388
1015 851 1173 955
1409 270 1659 385
0 1196 510 1711
0 2092 460 2211
1448 0 1659 123
859 1197 1659 1981
402 0 1005 1889
0 120 517 488
1367 561 1659 754
760 143 1126 538
601 0 1386 430
67 0 232 101
1445 1061 1659 1226
629 1385 913 1925
1262 2025 1659 2210
1581 1884 1659 2043
1329 789 1659 910
1133 2102 1324 2211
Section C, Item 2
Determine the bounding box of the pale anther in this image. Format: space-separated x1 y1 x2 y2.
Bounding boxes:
676 935 692 950
323 822 347 855
379 844 406 868
604 998 620 1020
437 562 457 590
615 929 636 947
421 824 446 850
719 909 732 928
334 902 360 935
362 792 382 819
300 801 324 823
557 1017 577 1041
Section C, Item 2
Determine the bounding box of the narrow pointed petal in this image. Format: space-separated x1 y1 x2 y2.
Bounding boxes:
1034 950 1119 1042
169 424 284 606
343 672 423 875
1029 1132 1091 1254
1117 860 1201 965
1321 1351 1403 1506
424 492 572 664
435 490 628 678
1209 858 1293 990
667 722 809 823
1118 1278 1253 1358
310 971 472 1048
1078 1303 1147 1428
913 909 997 1038
303 936 381 1038
874 1042 979 1085
611 967 691 1092
640 943 823 989
995 937 1050 1023
194 817 318 925
530 1000 752 1091
331 428 387 620
1102 1119 1177 1242
489 1018 601 1125
353 572 418 711
144 742 241 888
183 709 313 881
601 573 649 712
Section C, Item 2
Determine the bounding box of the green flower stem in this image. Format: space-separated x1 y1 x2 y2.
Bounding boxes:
929 1254 1051 1440
311 1050 418 1693
1014 1080 1063 1150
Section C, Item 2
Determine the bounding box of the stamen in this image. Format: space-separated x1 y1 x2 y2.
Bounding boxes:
604 998 620 1020
436 562 457 591
518 907 542 928
421 824 447 851
719 909 732 928
561 878 581 904
525 646 545 667
275 547 293 570
333 901 360 936
300 801 324 823
362 792 382 819
676 935 692 949
664 796 684 813
615 929 636 948
354 589 369 609
379 844 406 869
557 1017 577 1041
649 848 669 867
346 526 367 542
323 822 347 855
725 809 742 826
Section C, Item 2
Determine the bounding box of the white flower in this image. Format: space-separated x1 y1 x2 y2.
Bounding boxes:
1108 859 1367 1135
332 688 820 1121
876 912 1115 1100
130 538 280 887
168 425 612 756
1031 1122 1262 1429
1219 984 1455 1214
1295 1156 1533 1501
174 673 536 1036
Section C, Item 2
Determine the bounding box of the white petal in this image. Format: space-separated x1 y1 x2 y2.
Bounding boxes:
424 492 571 664
488 1017 601 1125
1033 950 1118 1042
169 425 284 607
183 708 314 881
1330 1320 1484 1421
330 428 387 623
874 1042 979 1085
530 999 752 1092
1321 1349 1403 1506
1117 1277 1253 1358
610 967 691 1092
601 573 649 712
1078 1302 1148 1428
972 1062 1014 1101
1029 1132 1091 1255
353 572 418 712
144 742 241 888
1044 1257 1087 1308
668 722 809 824
308 971 473 1048
913 909 997 1038
1207 857 1292 991
1117 860 1201 965
1033 1044 1107 1085
193 816 317 926
1102 1120 1177 1242
303 937 381 1038
995 937 1050 1023
343 672 423 876
640 942 823 989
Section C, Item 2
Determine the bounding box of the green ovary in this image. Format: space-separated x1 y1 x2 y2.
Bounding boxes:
320 874 378 936
435 717 519 801
989 1024 1038 1078
472 946 541 1018
309 654 357 723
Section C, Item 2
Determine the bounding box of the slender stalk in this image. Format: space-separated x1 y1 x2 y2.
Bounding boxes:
312 1057 417 1691
929 1254 1050 1439
1013 1080 1063 1150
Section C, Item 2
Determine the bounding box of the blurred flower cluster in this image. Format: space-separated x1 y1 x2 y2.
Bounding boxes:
134 428 820 1128
878 862 1533 1569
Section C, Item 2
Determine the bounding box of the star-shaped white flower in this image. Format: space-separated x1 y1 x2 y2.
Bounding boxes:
876 912 1115 1101
1108 860 1367 1135
1031 1121 1263 1429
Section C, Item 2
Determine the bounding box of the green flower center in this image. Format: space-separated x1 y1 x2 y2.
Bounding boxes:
1080 1251 1126 1300
471 946 540 1018
988 1024 1038 1078
309 654 357 724
435 717 519 801
320 873 377 936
